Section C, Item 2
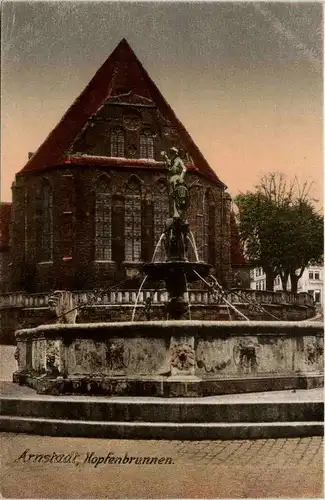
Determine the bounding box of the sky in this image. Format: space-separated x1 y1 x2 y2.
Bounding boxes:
1 1 323 204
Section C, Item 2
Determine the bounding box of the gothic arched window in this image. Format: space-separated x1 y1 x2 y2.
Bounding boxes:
125 178 142 261
191 188 215 263
189 186 204 261
203 189 215 263
95 178 112 261
110 129 125 157
195 208 204 260
39 180 53 262
140 130 154 159
153 182 169 245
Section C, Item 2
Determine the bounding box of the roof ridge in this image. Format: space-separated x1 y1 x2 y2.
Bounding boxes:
18 39 225 186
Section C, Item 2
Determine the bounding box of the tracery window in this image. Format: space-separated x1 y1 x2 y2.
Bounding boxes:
110 129 125 157
125 178 142 261
39 180 53 262
193 187 205 261
153 182 169 245
95 178 112 261
140 130 154 159
189 186 215 263
203 189 215 263
202 191 210 262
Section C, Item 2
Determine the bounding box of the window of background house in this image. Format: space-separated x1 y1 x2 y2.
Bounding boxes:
309 271 314 280
314 272 320 280
314 290 321 303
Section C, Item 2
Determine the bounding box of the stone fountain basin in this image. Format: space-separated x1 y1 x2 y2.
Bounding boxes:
13 321 324 397
143 261 211 281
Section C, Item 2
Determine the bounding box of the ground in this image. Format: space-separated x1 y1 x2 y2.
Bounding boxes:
1 434 323 498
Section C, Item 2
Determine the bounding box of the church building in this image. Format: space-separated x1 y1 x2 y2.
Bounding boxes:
0 39 247 340
3 39 245 293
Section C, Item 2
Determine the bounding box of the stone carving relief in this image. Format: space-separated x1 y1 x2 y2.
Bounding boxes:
197 358 231 373
14 346 20 367
128 145 137 157
74 343 86 367
170 343 195 371
305 338 324 365
48 291 78 324
163 126 178 137
106 339 130 371
84 350 104 371
233 339 261 374
196 342 231 374
123 115 141 131
46 340 61 376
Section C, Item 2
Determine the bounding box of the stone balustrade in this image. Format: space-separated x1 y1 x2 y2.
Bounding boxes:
0 288 315 309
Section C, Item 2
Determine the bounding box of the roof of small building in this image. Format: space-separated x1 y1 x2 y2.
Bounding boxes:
0 202 11 251
18 39 225 187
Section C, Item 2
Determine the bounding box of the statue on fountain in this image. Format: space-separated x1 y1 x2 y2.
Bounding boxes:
161 147 189 219
142 147 210 320
161 147 190 262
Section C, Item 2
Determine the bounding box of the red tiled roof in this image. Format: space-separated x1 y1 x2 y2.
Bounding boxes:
18 39 224 187
0 202 11 251
230 211 247 267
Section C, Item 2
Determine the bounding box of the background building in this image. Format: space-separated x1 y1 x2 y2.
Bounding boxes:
2 39 243 295
250 266 323 309
0 203 11 292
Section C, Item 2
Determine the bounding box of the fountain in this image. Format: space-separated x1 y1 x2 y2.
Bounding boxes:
11 148 324 399
144 149 210 321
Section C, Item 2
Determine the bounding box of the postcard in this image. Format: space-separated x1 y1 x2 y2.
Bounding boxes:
0 1 323 499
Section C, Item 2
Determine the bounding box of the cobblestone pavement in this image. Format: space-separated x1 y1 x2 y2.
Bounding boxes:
174 436 324 468
1 434 323 498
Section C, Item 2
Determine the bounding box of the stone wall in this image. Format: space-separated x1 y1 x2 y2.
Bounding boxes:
13 320 324 396
0 251 11 293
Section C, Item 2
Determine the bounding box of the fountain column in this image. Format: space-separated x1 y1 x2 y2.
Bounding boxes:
144 148 211 381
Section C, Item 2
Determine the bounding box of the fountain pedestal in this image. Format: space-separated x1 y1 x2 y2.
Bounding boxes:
143 212 211 381
12 321 324 396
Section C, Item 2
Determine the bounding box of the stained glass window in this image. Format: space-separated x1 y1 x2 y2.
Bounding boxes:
110 129 125 157
95 179 112 260
39 180 53 261
140 130 154 159
125 179 141 261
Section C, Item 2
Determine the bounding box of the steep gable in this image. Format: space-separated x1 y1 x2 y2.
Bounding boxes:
19 39 224 186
